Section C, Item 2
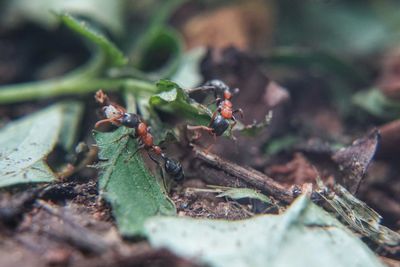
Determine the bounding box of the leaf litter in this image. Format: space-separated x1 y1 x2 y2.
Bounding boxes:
0 102 82 188
94 126 176 236
145 196 385 267
1 1 400 266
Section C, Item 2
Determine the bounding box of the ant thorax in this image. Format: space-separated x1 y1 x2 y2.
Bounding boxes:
103 105 123 120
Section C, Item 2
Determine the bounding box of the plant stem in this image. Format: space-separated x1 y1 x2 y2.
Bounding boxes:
0 77 156 104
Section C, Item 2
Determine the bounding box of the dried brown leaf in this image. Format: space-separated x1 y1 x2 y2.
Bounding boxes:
332 130 380 194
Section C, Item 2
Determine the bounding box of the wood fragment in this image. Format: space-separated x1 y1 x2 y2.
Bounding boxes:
192 145 293 203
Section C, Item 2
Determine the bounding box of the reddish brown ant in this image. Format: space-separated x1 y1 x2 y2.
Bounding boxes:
187 79 244 138
94 90 184 182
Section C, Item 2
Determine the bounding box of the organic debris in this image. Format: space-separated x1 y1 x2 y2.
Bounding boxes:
1 1 400 266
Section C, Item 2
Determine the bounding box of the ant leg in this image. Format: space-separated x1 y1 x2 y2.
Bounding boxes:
95 117 122 128
125 143 144 162
206 97 221 107
204 132 217 153
233 108 244 119
148 152 168 192
186 125 202 141
113 104 127 114
216 98 223 107
208 110 219 127
187 85 215 94
229 116 238 141
148 151 161 165
187 125 215 137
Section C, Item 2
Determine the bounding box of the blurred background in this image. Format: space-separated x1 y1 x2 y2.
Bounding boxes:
0 0 400 265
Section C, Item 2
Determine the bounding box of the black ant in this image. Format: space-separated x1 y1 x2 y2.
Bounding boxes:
187 79 244 138
94 90 184 182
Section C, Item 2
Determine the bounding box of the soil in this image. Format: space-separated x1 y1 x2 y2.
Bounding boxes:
1 2 400 267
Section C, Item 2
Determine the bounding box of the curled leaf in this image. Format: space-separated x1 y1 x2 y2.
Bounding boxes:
172 47 206 88
150 80 211 123
0 102 81 187
332 129 379 194
134 26 183 79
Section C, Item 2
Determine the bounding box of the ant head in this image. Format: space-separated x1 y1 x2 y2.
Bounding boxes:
206 79 230 93
121 113 140 128
103 105 123 119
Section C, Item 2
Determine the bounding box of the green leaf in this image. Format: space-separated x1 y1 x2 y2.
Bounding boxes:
353 88 400 119
94 127 176 236
1 0 125 36
171 47 206 88
59 13 127 67
150 80 211 123
261 48 366 116
131 26 183 80
276 2 400 56
58 101 84 151
265 135 298 155
0 103 68 187
235 111 273 136
145 196 384 267
263 47 367 85
216 188 271 204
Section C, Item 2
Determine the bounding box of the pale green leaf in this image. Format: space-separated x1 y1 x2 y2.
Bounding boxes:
353 88 400 119
150 80 211 124
58 101 84 151
1 0 125 35
235 111 273 136
217 188 271 204
172 47 206 88
0 103 68 187
265 135 299 155
277 2 400 56
136 26 183 79
145 196 384 267
94 126 176 236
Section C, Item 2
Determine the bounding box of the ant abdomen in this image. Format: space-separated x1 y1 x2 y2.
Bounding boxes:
210 114 230 136
121 113 140 128
164 157 184 181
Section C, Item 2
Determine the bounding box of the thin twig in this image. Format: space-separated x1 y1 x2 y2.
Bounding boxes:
192 145 293 203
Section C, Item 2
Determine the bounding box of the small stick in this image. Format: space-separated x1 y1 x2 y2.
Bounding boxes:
192 145 293 203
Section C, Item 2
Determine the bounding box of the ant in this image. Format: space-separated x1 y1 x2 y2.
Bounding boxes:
94 90 184 182
187 79 244 138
